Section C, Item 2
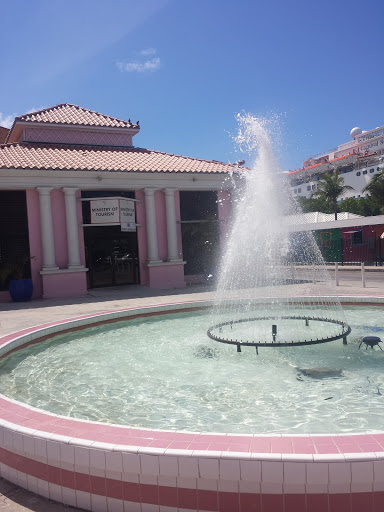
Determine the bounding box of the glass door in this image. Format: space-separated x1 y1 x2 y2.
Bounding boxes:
85 227 139 288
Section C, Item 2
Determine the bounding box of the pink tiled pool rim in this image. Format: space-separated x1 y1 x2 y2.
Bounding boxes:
1 296 384 512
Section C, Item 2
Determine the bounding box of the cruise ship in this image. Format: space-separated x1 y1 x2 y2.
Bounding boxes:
287 125 384 201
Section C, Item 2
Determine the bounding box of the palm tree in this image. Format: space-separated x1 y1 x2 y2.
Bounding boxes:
311 170 354 220
363 169 384 215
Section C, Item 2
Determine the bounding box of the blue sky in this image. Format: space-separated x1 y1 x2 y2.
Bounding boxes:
1 0 383 171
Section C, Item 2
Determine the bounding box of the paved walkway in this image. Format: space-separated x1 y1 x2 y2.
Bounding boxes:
0 275 383 511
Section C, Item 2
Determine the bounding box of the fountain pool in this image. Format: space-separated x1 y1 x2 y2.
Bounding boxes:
0 302 383 435
0 299 384 512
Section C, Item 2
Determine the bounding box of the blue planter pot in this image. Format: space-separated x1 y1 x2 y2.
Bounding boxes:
9 279 33 302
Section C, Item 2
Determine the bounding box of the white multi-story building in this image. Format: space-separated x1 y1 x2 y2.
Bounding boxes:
287 126 384 201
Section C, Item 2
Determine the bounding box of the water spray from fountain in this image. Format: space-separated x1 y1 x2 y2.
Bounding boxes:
208 114 350 352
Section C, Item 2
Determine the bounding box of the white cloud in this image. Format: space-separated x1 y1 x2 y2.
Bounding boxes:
26 106 47 114
0 113 14 128
140 48 157 56
117 57 161 73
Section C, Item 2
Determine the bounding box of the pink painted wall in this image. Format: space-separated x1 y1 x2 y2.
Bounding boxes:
41 272 87 298
135 190 149 286
26 189 43 299
24 127 132 147
155 190 167 261
148 264 185 289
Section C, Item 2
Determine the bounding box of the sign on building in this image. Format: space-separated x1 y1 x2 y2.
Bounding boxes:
120 199 136 232
89 198 136 231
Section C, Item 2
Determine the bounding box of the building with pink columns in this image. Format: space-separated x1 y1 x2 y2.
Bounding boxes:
0 104 235 301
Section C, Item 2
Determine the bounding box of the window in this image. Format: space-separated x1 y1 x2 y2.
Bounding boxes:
179 191 219 276
0 191 31 290
307 186 311 191
351 230 363 245
356 171 361 176
298 188 301 193
312 184 316 190
370 168 374 173
363 170 368 175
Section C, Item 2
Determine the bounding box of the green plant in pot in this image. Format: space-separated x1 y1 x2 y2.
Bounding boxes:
0 256 35 302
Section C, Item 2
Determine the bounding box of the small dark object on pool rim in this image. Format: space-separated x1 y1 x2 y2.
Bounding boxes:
359 336 383 350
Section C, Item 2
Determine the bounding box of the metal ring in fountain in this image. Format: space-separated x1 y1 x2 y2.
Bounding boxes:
207 316 351 354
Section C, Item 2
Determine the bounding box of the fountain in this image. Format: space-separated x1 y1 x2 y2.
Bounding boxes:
209 114 351 352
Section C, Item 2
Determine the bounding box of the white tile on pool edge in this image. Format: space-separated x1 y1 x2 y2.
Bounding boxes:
140 474 158 486
178 457 199 478
239 480 261 493
3 466 17 485
261 460 283 484
123 500 141 512
140 453 160 475
328 461 351 494
91 493 107 512
122 452 141 473
197 478 218 491
16 471 28 490
219 459 240 480
62 487 77 508
107 497 124 512
60 442 75 468
198 458 219 479
218 479 238 492
76 490 91 510
75 445 90 472
240 459 262 482
90 449 106 471
306 462 329 490
11 431 24 453
48 482 62 502
106 450 123 472
351 461 374 492
159 454 178 476
158 475 177 487
176 476 197 490
3 428 13 450
141 504 160 512
26 474 38 494
374 460 384 491
122 472 139 484
37 478 50 498
34 438 48 462
46 440 61 465
284 461 306 485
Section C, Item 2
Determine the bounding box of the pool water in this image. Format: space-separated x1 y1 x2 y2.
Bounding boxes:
0 306 383 434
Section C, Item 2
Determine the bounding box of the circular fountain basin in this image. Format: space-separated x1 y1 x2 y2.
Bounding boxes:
0 298 384 512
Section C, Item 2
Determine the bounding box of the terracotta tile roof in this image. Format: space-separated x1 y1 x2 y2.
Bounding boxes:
15 104 138 129
0 126 9 144
0 142 235 174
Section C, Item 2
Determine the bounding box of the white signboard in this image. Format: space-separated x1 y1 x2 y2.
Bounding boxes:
120 199 136 232
90 199 120 224
89 198 136 231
